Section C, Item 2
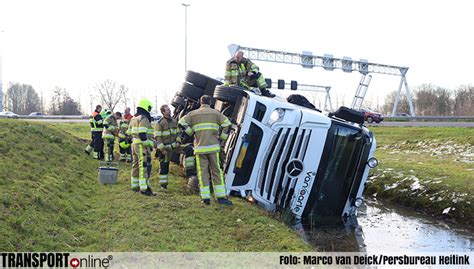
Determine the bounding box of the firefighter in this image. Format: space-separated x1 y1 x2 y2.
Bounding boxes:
118 107 133 162
130 99 156 196
85 105 105 160
154 104 196 189
224 51 275 98
178 95 232 205
103 111 122 162
85 105 101 155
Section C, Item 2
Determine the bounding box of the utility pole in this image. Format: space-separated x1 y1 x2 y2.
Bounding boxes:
182 3 190 72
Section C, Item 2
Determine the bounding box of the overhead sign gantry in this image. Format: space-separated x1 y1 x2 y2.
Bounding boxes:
228 44 415 116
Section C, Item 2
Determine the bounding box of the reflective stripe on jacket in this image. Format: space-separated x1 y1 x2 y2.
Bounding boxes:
129 115 154 148
154 117 181 151
224 58 260 88
179 104 231 154
119 114 132 138
90 111 104 132
103 115 118 138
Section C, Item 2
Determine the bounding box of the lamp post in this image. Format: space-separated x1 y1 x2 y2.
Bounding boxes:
0 30 5 112
182 3 190 72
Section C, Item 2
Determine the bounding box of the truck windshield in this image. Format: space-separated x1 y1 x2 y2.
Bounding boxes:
303 121 370 223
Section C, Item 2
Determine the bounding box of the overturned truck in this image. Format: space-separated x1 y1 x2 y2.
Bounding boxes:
172 71 378 224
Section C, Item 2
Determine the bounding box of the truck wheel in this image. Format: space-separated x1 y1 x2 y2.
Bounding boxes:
185 70 209 89
367 117 373 123
204 78 223 96
213 85 248 103
171 94 185 108
178 82 204 101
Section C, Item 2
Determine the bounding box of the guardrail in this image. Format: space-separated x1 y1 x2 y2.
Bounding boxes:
17 115 88 120
385 116 474 121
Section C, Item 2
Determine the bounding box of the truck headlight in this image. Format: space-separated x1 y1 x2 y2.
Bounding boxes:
354 197 363 208
367 157 378 168
268 108 285 125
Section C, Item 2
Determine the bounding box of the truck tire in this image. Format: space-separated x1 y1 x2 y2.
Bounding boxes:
204 78 223 96
213 85 247 103
367 117 373 123
171 94 185 108
178 82 204 101
185 70 209 89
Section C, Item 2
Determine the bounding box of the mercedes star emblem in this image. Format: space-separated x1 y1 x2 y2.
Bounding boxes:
286 159 304 177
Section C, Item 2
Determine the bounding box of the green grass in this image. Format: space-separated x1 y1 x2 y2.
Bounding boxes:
371 126 474 145
367 127 474 224
47 121 91 140
0 119 310 251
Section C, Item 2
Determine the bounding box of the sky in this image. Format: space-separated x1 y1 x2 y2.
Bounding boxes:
1 0 473 114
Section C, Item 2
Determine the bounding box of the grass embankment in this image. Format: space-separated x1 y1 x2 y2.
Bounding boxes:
368 126 474 225
0 120 310 251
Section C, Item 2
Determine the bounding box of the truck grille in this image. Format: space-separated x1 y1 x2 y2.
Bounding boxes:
257 127 312 209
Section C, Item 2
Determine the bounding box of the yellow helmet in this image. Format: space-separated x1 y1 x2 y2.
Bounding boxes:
138 98 153 112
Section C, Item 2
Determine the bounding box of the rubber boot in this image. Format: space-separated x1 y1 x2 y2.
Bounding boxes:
261 88 275 98
217 198 233 206
85 145 93 155
140 187 156 196
202 199 211 205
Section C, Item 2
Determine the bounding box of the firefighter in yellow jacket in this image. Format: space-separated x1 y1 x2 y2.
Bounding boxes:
224 50 275 98
129 99 156 196
154 104 196 189
85 105 105 160
118 107 133 162
103 111 122 162
178 95 232 205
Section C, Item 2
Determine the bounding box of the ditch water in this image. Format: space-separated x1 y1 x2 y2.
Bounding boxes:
296 199 474 252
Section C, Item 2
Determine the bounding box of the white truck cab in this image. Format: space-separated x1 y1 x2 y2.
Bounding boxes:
172 71 378 224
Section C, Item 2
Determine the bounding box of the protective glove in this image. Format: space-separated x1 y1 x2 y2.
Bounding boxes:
155 150 163 159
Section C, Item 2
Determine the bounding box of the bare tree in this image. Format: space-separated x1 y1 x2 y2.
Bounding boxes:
414 84 452 116
415 84 438 115
49 87 81 115
4 83 41 114
382 90 409 115
453 85 474 116
95 80 128 111
161 90 172 105
434 87 451 116
121 87 132 110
